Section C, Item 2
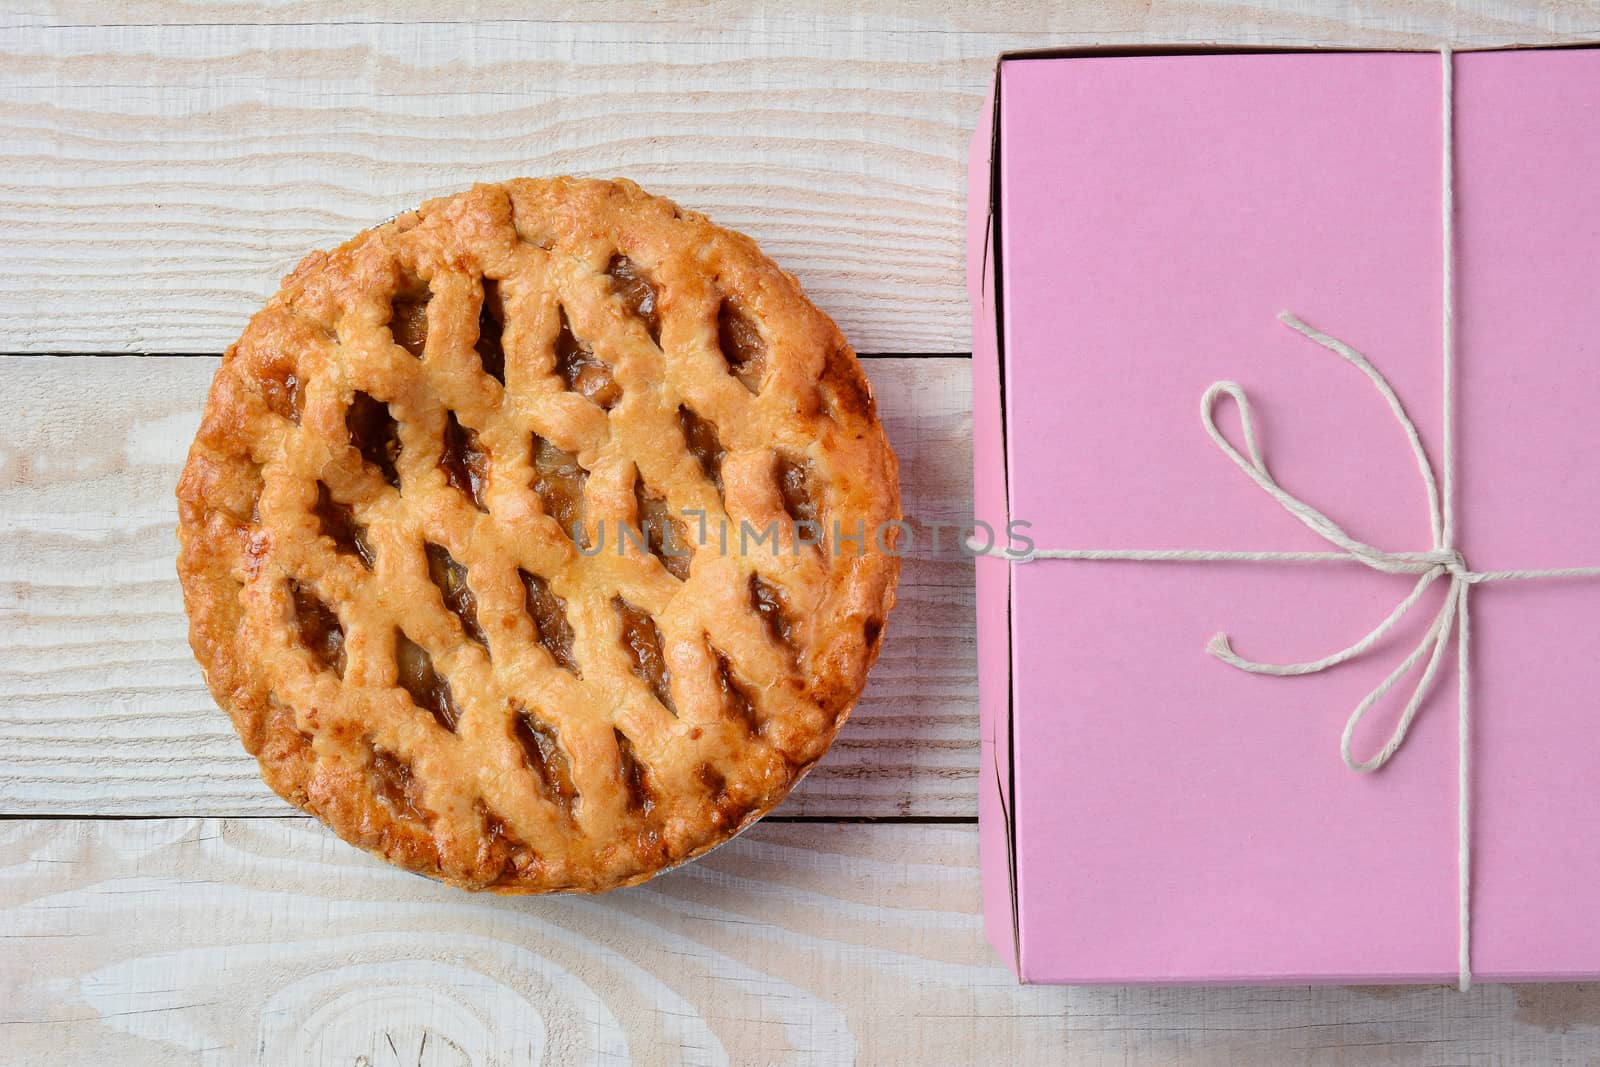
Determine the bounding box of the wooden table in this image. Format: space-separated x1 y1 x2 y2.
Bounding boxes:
6 4 1600 1063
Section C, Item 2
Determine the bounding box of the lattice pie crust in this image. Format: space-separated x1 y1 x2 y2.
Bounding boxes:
176 178 900 891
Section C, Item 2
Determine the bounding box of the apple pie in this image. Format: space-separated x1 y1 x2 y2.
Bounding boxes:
175 178 900 892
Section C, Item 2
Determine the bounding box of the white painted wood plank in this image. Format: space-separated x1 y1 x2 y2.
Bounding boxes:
7 816 1600 1065
0 354 976 818
5 2 1600 355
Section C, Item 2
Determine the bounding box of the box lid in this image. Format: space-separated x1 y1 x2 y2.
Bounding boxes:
974 47 1600 984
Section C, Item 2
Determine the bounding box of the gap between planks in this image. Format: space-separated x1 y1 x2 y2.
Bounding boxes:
0 351 970 360
0 812 979 824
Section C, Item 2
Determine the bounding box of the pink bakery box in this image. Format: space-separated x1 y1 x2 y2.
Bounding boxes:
968 46 1600 986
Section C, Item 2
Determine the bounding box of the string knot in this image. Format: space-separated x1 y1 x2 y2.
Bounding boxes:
1413 547 1470 578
